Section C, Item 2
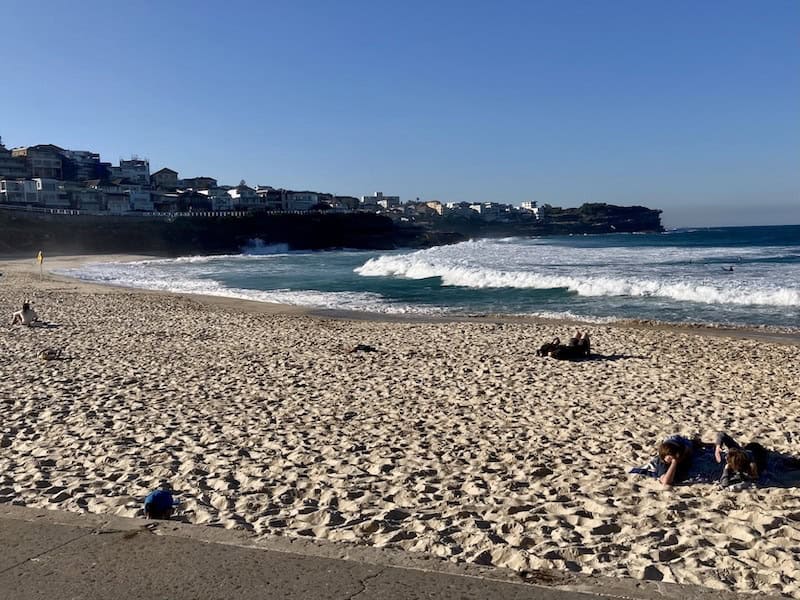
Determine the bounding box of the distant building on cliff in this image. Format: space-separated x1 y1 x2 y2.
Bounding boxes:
425 200 444 215
11 144 64 179
361 192 400 209
334 195 360 211
179 176 217 190
0 138 27 179
255 186 283 210
520 201 540 219
110 157 150 186
151 167 179 190
177 190 212 212
61 149 110 182
198 187 234 211
227 182 262 210
285 191 319 211
0 179 38 204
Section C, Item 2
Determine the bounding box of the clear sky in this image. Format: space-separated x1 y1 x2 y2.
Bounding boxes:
2 0 798 228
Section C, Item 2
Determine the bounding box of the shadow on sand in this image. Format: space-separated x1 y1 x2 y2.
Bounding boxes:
584 353 648 362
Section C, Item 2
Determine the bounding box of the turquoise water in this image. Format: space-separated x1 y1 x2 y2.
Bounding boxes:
60 225 800 329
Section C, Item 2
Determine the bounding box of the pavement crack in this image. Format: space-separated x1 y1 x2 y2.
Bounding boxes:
0 529 94 576
344 567 386 600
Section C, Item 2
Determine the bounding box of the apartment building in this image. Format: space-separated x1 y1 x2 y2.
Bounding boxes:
111 158 150 186
0 179 38 204
11 145 64 179
0 138 27 179
151 167 179 191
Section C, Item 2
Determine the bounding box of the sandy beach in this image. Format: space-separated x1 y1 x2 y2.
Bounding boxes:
1 255 799 598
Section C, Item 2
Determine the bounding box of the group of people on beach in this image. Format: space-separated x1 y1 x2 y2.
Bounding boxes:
536 330 591 360
654 431 795 488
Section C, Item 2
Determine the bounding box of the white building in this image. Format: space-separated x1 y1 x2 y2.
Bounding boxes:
361 192 400 209
227 184 264 209
199 188 234 211
520 201 540 219
285 191 318 211
469 202 507 220
445 202 478 217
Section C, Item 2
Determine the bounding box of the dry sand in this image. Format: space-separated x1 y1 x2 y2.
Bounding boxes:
1 255 799 597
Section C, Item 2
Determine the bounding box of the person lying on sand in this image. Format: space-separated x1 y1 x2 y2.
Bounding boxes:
714 431 800 487
655 434 696 486
542 331 591 360
535 337 560 357
10 302 39 326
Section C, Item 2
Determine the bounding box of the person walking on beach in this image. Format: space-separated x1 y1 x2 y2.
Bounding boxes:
10 302 39 326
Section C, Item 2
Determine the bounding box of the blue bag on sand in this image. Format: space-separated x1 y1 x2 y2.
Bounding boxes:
143 489 176 517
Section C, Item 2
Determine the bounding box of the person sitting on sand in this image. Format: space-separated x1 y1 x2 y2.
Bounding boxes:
568 331 591 357
10 302 39 326
544 331 591 360
656 434 695 486
143 483 177 520
715 431 768 487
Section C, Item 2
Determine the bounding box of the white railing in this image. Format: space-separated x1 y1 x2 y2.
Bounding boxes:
0 204 363 218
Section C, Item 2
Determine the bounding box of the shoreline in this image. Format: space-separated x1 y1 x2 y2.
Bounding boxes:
3 252 797 347
2 253 800 597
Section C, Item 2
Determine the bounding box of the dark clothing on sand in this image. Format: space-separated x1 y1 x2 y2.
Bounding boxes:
653 435 694 483
716 431 768 487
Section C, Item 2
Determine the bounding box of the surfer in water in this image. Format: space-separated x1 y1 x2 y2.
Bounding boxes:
722 266 734 272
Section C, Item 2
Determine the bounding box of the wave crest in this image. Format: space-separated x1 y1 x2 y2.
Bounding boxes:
355 255 800 307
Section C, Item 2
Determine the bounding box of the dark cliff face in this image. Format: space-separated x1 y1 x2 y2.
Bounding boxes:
425 204 664 237
0 203 662 257
546 203 664 233
0 211 461 257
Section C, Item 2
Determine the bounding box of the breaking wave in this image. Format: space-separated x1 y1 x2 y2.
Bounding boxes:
355 255 800 307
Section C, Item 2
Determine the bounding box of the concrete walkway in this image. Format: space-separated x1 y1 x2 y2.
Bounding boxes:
0 505 772 600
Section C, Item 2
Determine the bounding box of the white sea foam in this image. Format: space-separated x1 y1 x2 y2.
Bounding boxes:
367 237 789 270
242 239 292 255
355 243 800 307
55 262 446 315
515 310 620 324
127 242 294 266
53 232 800 326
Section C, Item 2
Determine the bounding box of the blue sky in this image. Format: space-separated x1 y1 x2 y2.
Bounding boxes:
2 0 798 228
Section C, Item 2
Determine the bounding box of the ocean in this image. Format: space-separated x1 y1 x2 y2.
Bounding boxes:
58 224 800 330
